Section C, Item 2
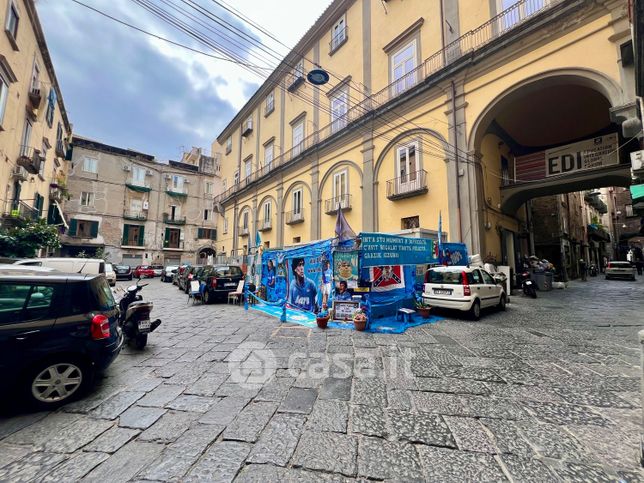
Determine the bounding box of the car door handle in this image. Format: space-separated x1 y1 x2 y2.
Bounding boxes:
14 330 40 341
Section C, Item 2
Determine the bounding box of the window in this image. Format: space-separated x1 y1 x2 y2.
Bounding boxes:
5 1 19 47
164 228 181 249
242 211 249 229
69 219 99 238
122 224 145 246
45 88 56 127
293 236 301 244
172 175 185 193
30 62 39 91
244 157 252 179
204 209 210 221
331 15 347 51
499 0 545 29
132 166 146 186
292 119 304 156
56 122 64 154
0 75 8 127
20 118 32 156
293 188 302 214
39 141 47 177
265 91 274 115
0 284 55 324
481 271 495 285
83 157 98 173
263 201 271 223
80 192 94 206
333 170 348 201
197 228 216 240
264 141 274 169
225 136 232 154
330 88 349 133
169 204 181 220
223 217 228 234
233 171 239 185
205 181 213 195
626 204 634 217
401 216 419 229
33 193 44 217
391 40 417 95
289 59 305 90
396 142 419 183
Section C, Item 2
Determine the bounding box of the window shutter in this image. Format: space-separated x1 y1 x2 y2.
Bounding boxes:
68 219 77 236
138 225 145 246
90 221 99 238
197 228 203 239
164 227 170 247
211 229 217 240
122 224 129 245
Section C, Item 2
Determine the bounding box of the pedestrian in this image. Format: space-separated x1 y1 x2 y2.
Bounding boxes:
578 258 587 281
636 259 643 276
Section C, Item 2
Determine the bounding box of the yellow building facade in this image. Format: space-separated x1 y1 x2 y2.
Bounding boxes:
0 0 72 228
213 0 636 274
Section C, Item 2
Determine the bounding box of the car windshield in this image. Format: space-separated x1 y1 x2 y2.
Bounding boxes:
115 265 129 270
214 266 243 277
90 276 116 310
105 263 113 272
610 262 631 268
428 270 463 285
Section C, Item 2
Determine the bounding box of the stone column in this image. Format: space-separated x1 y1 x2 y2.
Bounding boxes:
361 138 375 232
311 162 320 240
276 186 284 248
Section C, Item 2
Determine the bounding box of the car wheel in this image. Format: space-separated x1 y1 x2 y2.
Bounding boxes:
203 290 211 304
469 300 481 321
24 358 92 410
605 276 610 280
134 334 148 349
498 294 507 311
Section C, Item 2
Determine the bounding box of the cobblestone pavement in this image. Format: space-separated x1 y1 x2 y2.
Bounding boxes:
1 275 643 481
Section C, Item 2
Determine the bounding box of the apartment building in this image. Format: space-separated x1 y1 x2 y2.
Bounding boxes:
63 138 221 266
212 0 639 276
0 0 72 228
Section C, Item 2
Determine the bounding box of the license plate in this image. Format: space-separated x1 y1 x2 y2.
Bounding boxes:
433 289 452 295
525 281 533 285
225 283 236 287
138 319 151 332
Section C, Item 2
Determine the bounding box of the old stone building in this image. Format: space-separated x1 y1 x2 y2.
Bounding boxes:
62 137 221 266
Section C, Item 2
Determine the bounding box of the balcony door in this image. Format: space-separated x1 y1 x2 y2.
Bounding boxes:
396 143 419 193
332 170 348 209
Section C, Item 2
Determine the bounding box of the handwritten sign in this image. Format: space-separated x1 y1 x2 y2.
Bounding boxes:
360 233 435 267
332 300 359 321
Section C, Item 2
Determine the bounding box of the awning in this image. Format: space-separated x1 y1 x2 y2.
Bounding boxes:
630 183 644 204
54 201 69 229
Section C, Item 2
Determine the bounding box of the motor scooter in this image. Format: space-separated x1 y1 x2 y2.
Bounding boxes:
118 282 161 349
588 264 598 277
519 271 537 298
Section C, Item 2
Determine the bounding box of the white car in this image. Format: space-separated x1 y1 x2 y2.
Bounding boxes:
423 266 506 320
605 261 636 281
104 263 117 286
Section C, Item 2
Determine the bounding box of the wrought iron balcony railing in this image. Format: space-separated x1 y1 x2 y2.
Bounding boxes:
324 194 352 214
386 170 428 200
285 209 305 225
123 210 147 221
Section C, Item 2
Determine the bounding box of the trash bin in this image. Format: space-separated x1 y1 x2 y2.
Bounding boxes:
532 271 553 291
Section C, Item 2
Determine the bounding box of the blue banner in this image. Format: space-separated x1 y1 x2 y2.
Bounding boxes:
439 242 468 266
360 233 436 267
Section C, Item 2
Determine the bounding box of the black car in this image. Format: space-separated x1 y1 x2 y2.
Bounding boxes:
201 265 244 304
179 265 203 293
114 264 133 280
0 267 123 410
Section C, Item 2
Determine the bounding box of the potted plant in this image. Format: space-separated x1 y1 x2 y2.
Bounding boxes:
353 309 368 331
316 308 330 329
415 298 432 319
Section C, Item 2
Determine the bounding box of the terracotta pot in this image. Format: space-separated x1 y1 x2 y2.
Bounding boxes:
417 307 431 319
316 316 329 329
353 317 367 331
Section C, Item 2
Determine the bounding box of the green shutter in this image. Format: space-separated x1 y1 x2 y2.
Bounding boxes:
122 224 130 245
68 219 77 236
138 225 145 246
90 221 99 238
47 203 56 224
197 228 204 239
164 227 170 247
211 229 217 240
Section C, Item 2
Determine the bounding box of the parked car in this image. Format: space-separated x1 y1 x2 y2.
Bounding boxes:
174 264 190 285
152 265 164 277
201 265 245 304
14 258 106 276
178 265 203 293
0 266 123 409
114 264 133 280
104 263 116 286
605 261 636 281
161 265 179 283
423 266 506 320
133 265 156 278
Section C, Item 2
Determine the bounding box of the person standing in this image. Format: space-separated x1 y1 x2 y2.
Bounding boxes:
578 258 587 281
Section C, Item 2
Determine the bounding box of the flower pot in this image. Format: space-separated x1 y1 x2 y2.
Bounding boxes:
353 317 367 331
417 307 431 319
316 316 329 329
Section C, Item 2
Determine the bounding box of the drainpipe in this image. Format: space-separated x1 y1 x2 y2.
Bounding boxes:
451 81 463 242
439 0 447 64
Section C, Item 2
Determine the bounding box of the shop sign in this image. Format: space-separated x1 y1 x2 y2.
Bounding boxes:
545 133 618 177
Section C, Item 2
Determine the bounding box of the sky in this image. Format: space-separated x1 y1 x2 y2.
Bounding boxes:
36 0 331 161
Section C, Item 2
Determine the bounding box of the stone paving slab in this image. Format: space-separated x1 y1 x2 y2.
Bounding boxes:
292 431 358 476
247 413 305 466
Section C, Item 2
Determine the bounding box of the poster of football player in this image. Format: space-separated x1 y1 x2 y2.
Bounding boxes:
333 251 359 288
287 257 319 312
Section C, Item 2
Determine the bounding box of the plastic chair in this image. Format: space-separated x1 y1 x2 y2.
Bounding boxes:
188 280 203 305
227 280 245 305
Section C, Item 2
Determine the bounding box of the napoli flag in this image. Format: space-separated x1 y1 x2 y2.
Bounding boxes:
370 266 405 292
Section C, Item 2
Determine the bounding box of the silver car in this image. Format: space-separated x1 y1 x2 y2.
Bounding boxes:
605 261 636 281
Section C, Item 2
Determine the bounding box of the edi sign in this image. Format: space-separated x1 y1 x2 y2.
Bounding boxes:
545 133 618 177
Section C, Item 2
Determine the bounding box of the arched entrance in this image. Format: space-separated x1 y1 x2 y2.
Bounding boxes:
469 71 635 278
197 246 216 265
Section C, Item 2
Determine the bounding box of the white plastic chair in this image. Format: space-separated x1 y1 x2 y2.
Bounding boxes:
227 280 245 305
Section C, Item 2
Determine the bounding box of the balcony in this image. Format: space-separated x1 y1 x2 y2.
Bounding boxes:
28 85 42 109
126 180 151 192
213 0 562 208
17 146 42 175
285 209 304 225
3 201 39 221
11 166 28 182
241 119 253 137
166 188 188 198
258 219 272 232
584 191 608 214
325 194 352 214
123 210 147 221
163 213 186 225
238 226 250 236
386 170 428 200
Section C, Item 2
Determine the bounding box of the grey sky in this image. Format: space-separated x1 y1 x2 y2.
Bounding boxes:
36 0 330 161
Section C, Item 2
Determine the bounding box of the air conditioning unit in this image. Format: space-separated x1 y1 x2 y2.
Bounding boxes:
142 201 149 210
123 165 131 172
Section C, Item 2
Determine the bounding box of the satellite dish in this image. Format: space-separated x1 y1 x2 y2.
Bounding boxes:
307 69 330 85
